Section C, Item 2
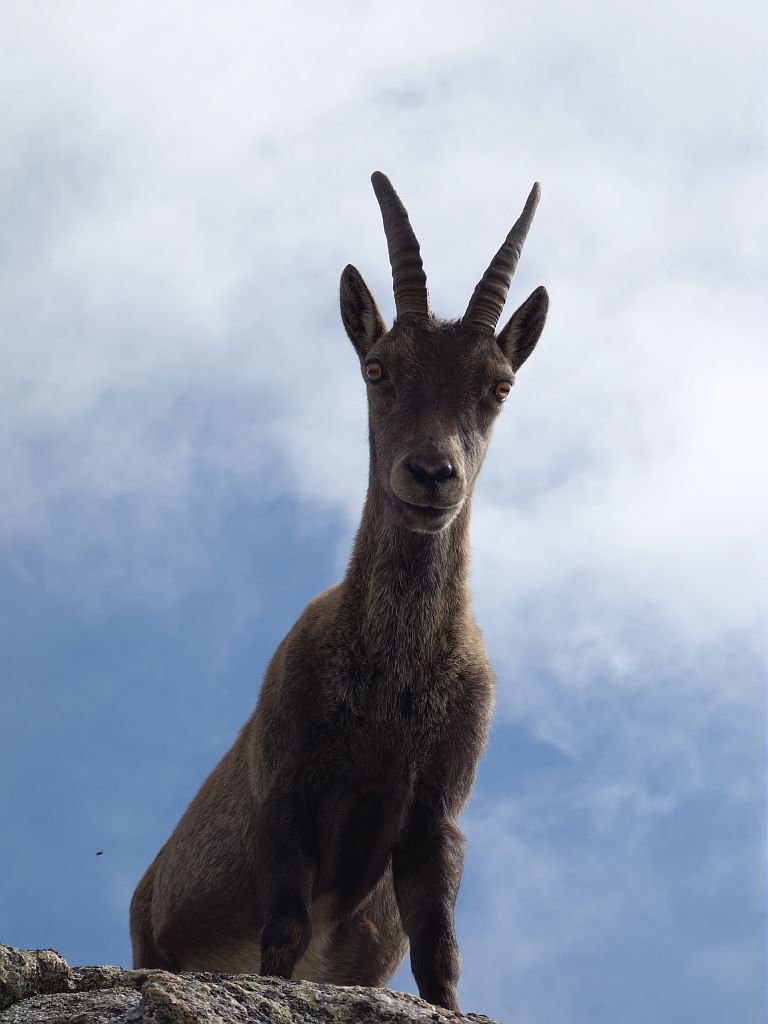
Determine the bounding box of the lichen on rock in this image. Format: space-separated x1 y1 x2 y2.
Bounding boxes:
0 945 72 1011
0 946 498 1024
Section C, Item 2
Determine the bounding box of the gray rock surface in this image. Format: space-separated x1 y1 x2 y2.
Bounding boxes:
0 945 499 1024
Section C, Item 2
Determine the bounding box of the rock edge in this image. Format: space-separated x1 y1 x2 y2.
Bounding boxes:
0 944 498 1024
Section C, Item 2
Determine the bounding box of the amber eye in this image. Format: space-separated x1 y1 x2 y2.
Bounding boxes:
366 360 384 383
494 380 512 402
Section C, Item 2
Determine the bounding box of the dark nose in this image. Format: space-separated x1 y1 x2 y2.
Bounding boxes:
407 455 454 484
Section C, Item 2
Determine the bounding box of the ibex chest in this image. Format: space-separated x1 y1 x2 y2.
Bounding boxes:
309 653 479 793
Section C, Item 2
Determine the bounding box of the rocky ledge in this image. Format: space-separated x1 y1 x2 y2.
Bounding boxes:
0 945 498 1024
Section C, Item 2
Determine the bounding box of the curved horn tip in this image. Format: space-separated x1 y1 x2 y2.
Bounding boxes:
371 170 393 193
526 181 542 209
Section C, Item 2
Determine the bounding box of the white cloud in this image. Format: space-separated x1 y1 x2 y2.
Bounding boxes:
0 5 764 1014
1 0 762 725
1 0 763 784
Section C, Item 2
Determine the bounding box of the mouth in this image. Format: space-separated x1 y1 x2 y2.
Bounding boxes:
393 495 463 531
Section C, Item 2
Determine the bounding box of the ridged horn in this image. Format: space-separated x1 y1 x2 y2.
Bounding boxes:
371 171 429 320
463 183 541 331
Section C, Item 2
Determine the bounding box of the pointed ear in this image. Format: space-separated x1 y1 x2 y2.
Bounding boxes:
497 285 549 371
340 264 387 357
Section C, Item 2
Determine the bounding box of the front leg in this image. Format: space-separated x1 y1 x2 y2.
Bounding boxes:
393 812 465 1012
257 790 314 978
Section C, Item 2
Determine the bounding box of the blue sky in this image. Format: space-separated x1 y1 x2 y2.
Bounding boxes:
0 3 765 1022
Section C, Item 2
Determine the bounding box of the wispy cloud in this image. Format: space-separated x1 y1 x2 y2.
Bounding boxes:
0 3 764 1019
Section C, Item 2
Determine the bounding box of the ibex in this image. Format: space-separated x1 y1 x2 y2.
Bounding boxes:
130 172 548 1012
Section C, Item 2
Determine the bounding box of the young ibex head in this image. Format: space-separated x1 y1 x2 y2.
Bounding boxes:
340 172 548 534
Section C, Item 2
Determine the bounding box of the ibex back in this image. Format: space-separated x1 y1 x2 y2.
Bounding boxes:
130 172 548 1012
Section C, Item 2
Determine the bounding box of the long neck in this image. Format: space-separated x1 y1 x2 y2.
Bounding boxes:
342 477 473 671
